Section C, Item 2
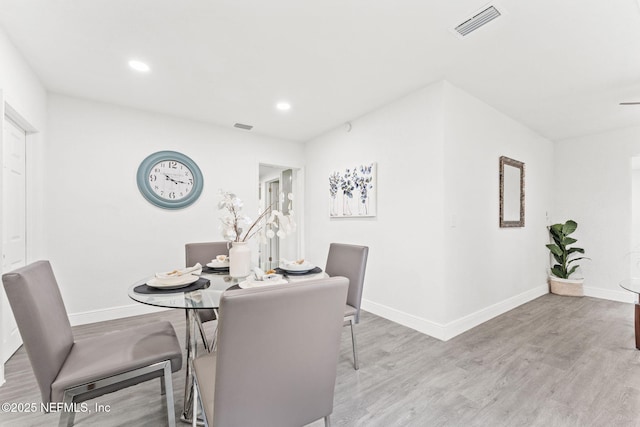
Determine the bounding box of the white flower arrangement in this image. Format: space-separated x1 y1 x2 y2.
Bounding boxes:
218 190 296 243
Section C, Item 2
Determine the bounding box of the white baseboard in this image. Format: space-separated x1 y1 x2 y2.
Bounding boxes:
441 284 549 340
361 299 448 340
68 303 170 327
362 284 549 342
584 286 636 304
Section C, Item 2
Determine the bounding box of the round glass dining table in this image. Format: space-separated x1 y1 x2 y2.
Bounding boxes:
619 278 640 350
129 270 237 423
128 271 240 310
128 269 327 423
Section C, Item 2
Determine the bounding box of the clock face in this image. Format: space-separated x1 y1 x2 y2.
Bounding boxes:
148 159 194 201
137 151 203 209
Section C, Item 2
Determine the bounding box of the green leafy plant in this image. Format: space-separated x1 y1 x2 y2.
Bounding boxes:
546 220 588 279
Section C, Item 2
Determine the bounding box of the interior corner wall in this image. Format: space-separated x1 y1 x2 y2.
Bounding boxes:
554 126 640 303
46 94 305 323
304 81 449 335
440 82 553 337
304 80 554 341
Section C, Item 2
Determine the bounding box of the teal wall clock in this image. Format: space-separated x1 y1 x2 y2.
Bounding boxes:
136 151 204 209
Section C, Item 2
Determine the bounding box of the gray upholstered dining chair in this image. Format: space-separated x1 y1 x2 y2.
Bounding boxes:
191 276 349 427
325 243 369 370
185 241 229 352
2 260 183 427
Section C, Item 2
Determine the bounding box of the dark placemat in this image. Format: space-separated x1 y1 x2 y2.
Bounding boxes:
134 277 210 294
275 266 323 276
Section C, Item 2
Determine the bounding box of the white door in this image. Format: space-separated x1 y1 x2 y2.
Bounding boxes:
2 117 26 362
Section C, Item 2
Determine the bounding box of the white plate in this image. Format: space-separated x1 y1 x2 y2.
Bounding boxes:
147 274 200 289
156 266 202 281
280 262 315 273
238 278 288 289
207 260 229 268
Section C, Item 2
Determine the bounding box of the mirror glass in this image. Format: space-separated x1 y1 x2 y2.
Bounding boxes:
499 156 525 227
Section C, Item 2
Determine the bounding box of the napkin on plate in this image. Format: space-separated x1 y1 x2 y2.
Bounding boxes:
156 263 202 279
253 267 266 278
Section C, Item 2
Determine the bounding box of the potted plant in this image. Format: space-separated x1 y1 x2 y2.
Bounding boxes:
546 219 588 296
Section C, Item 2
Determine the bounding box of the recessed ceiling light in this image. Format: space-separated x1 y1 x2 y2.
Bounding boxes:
128 60 150 73
276 102 291 111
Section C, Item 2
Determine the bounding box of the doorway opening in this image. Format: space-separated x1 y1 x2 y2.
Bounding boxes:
258 164 302 270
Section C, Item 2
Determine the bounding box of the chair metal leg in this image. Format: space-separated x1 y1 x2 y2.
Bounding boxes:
58 394 76 427
58 360 175 427
163 362 176 427
192 375 208 427
194 311 211 353
324 415 332 427
349 318 359 370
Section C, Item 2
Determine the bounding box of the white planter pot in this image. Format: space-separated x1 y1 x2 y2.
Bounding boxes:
549 276 584 297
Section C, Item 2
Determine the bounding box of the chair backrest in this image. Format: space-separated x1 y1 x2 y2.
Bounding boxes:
2 260 74 403
185 241 229 266
325 243 369 321
213 277 348 427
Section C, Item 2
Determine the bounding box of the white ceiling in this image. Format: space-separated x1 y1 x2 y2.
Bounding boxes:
2 0 640 142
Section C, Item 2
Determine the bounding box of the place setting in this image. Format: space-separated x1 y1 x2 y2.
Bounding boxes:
134 263 210 294
275 258 323 277
204 254 230 273
234 267 288 289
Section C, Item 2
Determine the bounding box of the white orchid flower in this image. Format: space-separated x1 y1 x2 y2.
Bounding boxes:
218 189 296 242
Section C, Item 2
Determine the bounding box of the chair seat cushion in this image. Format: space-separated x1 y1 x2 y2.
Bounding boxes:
193 353 217 424
51 321 182 402
344 304 357 318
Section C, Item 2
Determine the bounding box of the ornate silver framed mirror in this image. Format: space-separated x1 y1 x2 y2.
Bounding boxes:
499 156 525 228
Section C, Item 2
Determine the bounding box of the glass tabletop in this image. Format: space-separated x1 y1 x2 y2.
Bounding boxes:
619 278 640 295
128 270 329 310
128 272 243 310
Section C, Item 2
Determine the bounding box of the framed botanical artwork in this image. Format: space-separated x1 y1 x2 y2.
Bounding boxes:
329 162 377 217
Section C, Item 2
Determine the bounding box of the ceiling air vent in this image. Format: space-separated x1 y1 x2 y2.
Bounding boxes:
454 5 501 36
234 123 253 130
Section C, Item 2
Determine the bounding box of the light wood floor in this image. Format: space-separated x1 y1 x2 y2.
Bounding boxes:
1 294 640 426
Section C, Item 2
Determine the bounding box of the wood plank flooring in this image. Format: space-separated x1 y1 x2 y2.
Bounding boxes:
1 294 640 426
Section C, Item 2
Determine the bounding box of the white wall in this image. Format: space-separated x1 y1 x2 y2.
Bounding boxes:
46 94 305 323
442 82 553 335
632 161 640 277
305 82 448 329
304 80 554 340
0 25 47 262
0 26 47 381
554 126 640 303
